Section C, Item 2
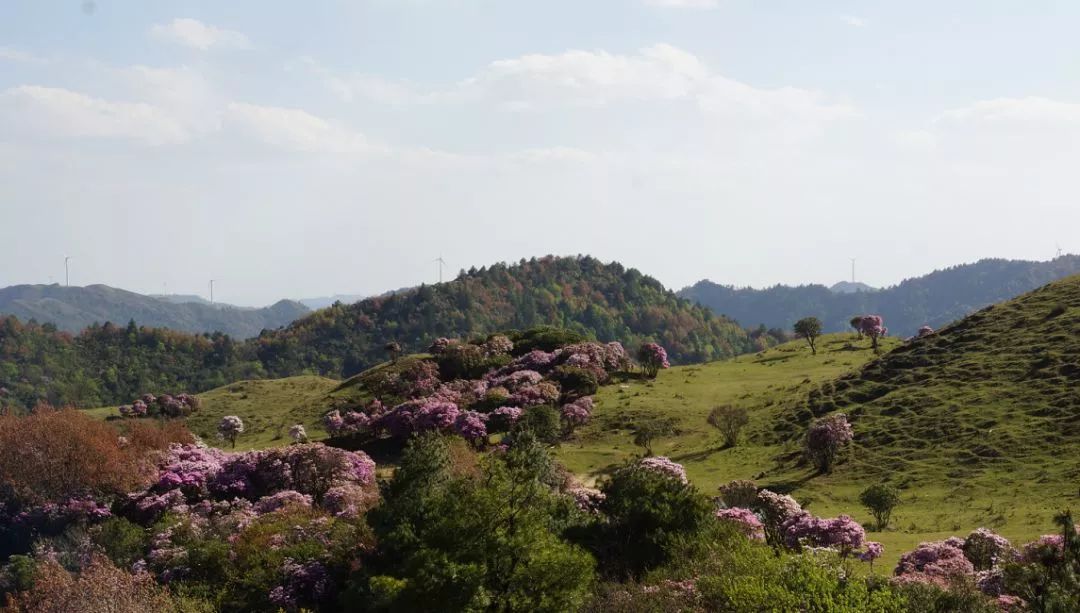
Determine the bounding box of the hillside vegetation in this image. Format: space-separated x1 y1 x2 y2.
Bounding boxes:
680 255 1080 337
0 256 771 410
0 284 308 339
249 255 763 379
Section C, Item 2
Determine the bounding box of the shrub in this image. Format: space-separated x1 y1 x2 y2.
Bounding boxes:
512 405 562 445
718 480 758 509
636 343 670 379
550 365 600 400
707 405 749 448
217 416 244 448
805 413 853 473
5 554 179 612
860 483 902 530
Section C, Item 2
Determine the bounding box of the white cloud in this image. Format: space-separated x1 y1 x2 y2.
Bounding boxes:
643 0 719 8
0 85 190 145
149 18 251 51
840 15 868 27
938 96 1080 125
222 102 378 153
0 46 46 63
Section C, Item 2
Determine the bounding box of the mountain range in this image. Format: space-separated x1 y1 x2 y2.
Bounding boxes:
0 284 309 340
678 255 1080 337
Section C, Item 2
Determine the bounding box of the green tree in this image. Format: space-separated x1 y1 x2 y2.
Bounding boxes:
859 483 902 530
707 405 750 448
793 317 823 355
358 434 595 612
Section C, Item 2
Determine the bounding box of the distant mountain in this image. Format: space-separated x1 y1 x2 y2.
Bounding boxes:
828 281 877 294
149 294 214 306
298 294 367 310
0 284 309 339
679 256 1080 337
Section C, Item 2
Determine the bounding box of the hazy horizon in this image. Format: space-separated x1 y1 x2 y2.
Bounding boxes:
3 1 1078 305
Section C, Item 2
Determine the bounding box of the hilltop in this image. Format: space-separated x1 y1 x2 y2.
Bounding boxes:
680 255 1080 337
249 255 766 379
0 284 309 339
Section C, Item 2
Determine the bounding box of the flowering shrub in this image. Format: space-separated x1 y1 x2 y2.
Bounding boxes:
917 325 935 338
483 334 514 356
566 485 606 514
782 513 865 555
488 406 523 433
806 413 854 473
637 342 670 378
509 381 561 407
963 528 1015 570
754 489 804 548
218 415 244 448
894 537 974 587
637 456 688 484
288 424 308 444
860 541 884 567
718 479 758 509
560 396 594 434
118 392 200 419
715 507 765 540
857 315 888 350
453 411 488 445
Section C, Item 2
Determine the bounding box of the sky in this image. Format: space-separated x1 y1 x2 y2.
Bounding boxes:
1 1 1078 306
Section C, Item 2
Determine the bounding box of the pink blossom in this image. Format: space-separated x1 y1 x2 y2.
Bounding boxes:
716 507 765 540
637 456 688 484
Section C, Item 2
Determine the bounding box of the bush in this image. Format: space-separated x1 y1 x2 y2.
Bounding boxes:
0 408 161 505
550 365 600 400
707 405 749 448
860 484 901 530
5 554 180 613
512 405 562 445
718 480 758 509
510 327 587 355
596 461 712 577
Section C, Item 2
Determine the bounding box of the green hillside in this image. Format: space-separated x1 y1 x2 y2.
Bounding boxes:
249 255 766 379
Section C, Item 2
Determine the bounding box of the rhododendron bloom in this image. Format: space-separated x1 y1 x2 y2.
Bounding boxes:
453 411 488 444
637 342 670 378
637 456 688 484
894 538 974 586
288 424 308 444
716 507 765 540
806 413 854 473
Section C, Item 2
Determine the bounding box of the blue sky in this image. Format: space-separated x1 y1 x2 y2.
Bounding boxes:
1 1 1078 305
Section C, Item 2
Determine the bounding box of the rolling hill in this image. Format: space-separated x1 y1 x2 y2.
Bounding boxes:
0 284 309 339
0 256 772 410
679 255 1080 337
248 255 767 379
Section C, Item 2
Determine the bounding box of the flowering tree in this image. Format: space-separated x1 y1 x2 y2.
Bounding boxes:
753 490 804 549
560 397 594 434
637 456 688 484
806 413 854 473
453 411 488 446
793 317 823 355
637 343 670 379
218 416 244 448
859 541 884 570
857 315 888 351
894 537 974 587
289 424 308 444
917 325 935 338
782 513 866 556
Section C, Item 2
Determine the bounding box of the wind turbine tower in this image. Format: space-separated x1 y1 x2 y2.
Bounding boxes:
435 256 446 284
64 256 73 287
209 279 215 304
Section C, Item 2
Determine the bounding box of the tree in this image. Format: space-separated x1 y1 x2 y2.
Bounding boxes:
793 317 823 355
707 405 749 448
597 460 712 577
859 484 901 530
850 316 865 338
636 343 670 379
633 420 675 456
384 341 402 364
805 413 853 473
218 415 244 448
857 315 888 351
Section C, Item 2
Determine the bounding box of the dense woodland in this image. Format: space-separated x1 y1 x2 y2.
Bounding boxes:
0 257 779 410
680 255 1080 336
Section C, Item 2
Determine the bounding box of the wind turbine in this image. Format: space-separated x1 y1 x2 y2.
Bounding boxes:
1056 244 1064 258
434 256 446 284
64 256 73 287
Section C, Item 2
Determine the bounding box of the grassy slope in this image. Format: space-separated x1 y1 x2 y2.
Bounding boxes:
81 276 1080 567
